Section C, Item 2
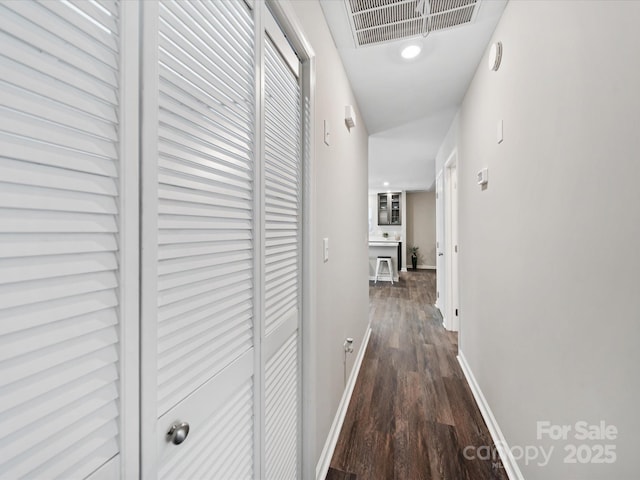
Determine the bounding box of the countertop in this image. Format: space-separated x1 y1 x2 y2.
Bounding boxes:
369 241 399 247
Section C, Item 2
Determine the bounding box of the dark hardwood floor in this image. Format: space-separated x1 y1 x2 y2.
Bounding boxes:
326 467 358 480
327 270 508 480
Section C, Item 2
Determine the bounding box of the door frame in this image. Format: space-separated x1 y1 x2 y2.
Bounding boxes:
117 1 141 478
435 172 444 314
138 1 160 477
444 150 459 332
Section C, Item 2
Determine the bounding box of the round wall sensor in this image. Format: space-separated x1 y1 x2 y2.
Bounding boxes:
488 41 502 71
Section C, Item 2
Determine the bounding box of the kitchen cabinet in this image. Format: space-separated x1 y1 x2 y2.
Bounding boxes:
378 192 401 225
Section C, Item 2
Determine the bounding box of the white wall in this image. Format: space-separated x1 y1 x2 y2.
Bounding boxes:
444 1 640 478
406 191 436 267
435 113 459 174
288 0 371 469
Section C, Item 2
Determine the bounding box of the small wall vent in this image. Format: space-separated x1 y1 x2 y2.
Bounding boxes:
345 0 480 47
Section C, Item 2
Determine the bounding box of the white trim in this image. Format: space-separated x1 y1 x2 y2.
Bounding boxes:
139 2 160 477
118 0 140 477
457 352 524 480
315 326 372 480
417 264 437 270
253 2 265 476
435 170 445 332
444 147 457 170
264 6 299 77
300 56 317 480
266 0 316 60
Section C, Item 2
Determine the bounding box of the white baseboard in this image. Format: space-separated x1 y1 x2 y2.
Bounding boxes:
457 352 524 480
316 325 372 480
417 264 436 270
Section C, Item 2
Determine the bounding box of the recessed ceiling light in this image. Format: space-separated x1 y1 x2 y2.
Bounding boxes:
401 44 422 60
383 181 389 186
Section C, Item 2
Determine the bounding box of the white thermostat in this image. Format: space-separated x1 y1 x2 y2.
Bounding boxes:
477 168 489 186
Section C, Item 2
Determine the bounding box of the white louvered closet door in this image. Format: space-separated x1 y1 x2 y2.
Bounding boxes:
0 1 135 479
141 1 257 478
262 14 302 480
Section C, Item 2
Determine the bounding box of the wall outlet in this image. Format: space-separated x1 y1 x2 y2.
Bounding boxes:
323 237 329 262
344 337 354 353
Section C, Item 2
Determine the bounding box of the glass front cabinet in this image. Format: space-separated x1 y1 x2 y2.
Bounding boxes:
378 192 401 225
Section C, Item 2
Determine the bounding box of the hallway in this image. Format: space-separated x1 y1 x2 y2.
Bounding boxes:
328 271 508 480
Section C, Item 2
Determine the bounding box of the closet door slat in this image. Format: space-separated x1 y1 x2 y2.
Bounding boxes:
0 2 123 478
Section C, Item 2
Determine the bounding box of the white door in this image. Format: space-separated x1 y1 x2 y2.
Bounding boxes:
140 1 257 477
0 1 303 477
435 173 445 313
450 164 460 332
140 1 302 478
262 12 302 479
0 0 139 477
444 154 459 332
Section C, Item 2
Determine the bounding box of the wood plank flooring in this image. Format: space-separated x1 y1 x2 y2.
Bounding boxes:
326 467 358 480
327 271 509 480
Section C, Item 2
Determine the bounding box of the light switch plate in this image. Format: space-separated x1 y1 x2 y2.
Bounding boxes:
323 237 329 262
477 167 489 185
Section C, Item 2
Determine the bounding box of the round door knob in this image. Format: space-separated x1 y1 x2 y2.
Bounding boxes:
167 422 190 445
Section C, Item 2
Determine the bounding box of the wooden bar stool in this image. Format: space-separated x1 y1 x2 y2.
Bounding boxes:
375 256 393 284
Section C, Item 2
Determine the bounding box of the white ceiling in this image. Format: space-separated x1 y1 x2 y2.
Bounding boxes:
319 0 508 192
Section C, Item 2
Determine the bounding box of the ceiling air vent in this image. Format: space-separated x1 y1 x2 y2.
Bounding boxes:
345 0 480 47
